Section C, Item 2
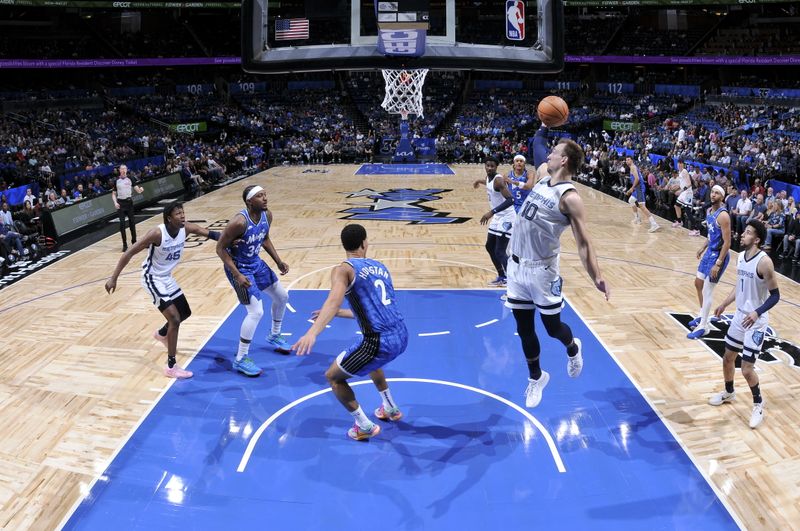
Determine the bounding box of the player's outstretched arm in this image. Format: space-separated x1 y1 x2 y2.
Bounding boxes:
184 222 220 242
293 264 352 355
563 192 610 300
105 227 161 294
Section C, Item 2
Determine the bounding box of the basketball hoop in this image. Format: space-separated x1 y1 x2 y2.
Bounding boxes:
381 69 429 120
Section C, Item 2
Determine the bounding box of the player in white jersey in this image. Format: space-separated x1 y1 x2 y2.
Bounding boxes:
506 139 610 408
105 201 221 379
710 220 779 429
473 155 514 286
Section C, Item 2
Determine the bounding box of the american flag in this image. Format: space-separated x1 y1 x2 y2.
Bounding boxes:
275 18 309 41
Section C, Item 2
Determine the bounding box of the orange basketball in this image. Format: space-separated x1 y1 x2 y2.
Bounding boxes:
537 95 569 127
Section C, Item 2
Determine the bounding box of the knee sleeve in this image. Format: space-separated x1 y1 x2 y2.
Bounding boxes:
240 296 264 341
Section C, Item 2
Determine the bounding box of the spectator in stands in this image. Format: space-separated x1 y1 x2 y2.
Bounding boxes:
734 189 753 237
751 178 765 198
781 211 800 263
748 194 767 224
23 188 36 206
73 183 85 201
0 215 25 257
763 201 785 252
0 202 12 227
16 201 39 237
91 178 106 196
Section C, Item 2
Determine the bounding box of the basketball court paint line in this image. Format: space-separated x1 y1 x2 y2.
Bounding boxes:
63 290 737 530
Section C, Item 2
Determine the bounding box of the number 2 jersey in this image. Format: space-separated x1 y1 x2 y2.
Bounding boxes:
344 258 406 335
141 224 185 277
510 176 576 261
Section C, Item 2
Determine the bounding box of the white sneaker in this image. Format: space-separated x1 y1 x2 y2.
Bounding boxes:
632 218 642 225
648 223 660 233
567 338 583 378
708 390 735 406
524 371 550 408
749 403 764 429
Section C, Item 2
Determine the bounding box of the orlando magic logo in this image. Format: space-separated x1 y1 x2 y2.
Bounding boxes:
668 312 800 369
339 188 469 225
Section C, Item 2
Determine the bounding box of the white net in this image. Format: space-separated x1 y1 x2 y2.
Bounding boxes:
381 69 429 120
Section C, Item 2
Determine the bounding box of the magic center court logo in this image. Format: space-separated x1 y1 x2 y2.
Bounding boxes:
668 311 800 369
339 188 469 225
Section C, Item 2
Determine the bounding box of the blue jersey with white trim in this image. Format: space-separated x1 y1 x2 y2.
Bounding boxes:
230 209 269 269
508 169 530 212
705 205 727 253
630 167 646 196
344 258 405 335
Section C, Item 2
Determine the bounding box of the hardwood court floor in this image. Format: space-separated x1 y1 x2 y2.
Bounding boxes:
1 165 798 530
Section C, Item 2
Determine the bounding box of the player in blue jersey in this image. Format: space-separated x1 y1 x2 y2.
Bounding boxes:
293 224 409 441
216 185 292 377
504 154 531 212
687 185 732 339
625 157 660 232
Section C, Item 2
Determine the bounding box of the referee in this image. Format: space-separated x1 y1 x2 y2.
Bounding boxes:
112 164 144 252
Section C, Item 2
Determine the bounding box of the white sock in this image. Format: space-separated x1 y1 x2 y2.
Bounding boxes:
237 339 251 361
350 406 373 430
380 388 397 411
650 216 658 227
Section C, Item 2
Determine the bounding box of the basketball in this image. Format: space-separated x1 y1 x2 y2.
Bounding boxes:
537 95 569 127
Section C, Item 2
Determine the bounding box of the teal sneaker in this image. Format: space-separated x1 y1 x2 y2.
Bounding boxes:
233 356 262 377
266 333 292 354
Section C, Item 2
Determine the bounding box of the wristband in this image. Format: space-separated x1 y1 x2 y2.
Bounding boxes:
208 230 221 241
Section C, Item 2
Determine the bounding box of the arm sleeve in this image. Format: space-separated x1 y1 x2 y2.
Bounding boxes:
492 197 514 214
755 288 780 316
533 126 549 168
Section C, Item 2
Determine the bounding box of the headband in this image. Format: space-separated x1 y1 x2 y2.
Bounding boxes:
513 155 526 162
246 186 264 201
712 185 725 196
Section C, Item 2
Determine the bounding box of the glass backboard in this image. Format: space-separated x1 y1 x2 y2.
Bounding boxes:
242 0 564 74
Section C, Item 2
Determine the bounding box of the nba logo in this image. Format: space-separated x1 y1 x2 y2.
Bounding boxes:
506 0 525 41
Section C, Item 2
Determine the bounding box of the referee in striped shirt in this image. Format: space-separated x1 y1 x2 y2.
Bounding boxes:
112 164 144 252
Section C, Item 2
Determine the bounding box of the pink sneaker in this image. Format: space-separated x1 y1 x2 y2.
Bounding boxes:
672 221 682 228
153 329 168 347
164 366 193 379
374 405 403 422
347 423 381 441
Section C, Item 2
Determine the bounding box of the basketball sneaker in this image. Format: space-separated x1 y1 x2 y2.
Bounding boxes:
567 338 583 378
233 357 262 377
708 390 735 406
164 366 193 379
153 329 168 347
749 403 764 429
648 223 660 233
487 276 505 287
347 422 381 441
266 333 292 354
375 405 403 422
524 371 550 408
687 328 709 340
672 220 682 228
687 316 701 328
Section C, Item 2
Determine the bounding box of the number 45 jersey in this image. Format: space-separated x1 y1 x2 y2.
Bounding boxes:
510 176 576 261
142 224 186 277
344 258 406 335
